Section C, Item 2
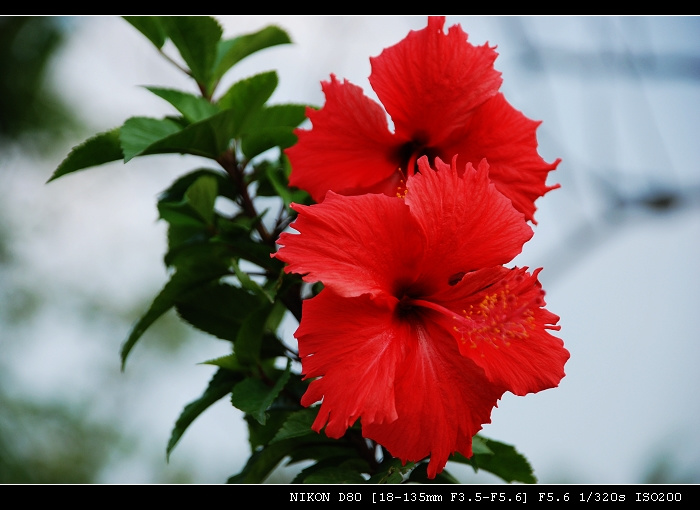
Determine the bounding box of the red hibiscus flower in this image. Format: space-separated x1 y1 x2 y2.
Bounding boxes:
274 156 569 478
286 16 559 223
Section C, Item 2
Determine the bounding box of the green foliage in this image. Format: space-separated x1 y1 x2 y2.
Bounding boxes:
231 360 292 424
48 15 539 485
167 366 242 460
47 128 123 182
449 436 537 484
124 16 291 99
120 241 235 370
270 409 317 442
160 16 223 93
212 25 291 89
120 111 236 161
216 71 278 126
123 16 167 49
146 87 220 123
0 16 80 147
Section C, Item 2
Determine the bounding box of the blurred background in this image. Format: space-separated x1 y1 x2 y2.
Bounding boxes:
1 15 698 484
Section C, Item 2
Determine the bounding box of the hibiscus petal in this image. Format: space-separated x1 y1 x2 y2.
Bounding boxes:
274 191 424 300
297 287 505 479
370 16 502 147
362 314 506 479
296 289 404 437
286 75 402 203
406 156 533 289
430 266 569 396
441 93 561 223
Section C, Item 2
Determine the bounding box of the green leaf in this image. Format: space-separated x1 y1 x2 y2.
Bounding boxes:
230 360 291 424
185 174 217 224
163 236 235 274
243 103 308 134
162 231 216 270
119 116 182 162
380 470 409 484
367 458 415 484
120 249 232 369
166 367 241 460
157 171 237 264
232 302 267 366
47 128 123 183
231 259 274 304
245 409 293 451
263 298 287 334
241 128 297 160
227 438 295 484
270 409 317 443
123 16 166 49
160 16 222 95
301 466 368 484
230 378 271 423
159 168 236 203
157 173 218 228
292 455 370 483
450 436 537 484
120 109 238 162
157 204 208 230
263 160 309 206
471 434 494 455
216 221 278 271
175 283 262 342
240 104 308 159
253 156 310 207
145 87 220 124
201 353 242 371
406 462 460 484
212 26 291 87
286 442 360 466
216 71 278 136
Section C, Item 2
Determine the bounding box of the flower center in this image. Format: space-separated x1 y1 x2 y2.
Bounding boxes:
395 140 440 199
397 136 439 178
400 284 546 349
396 292 422 318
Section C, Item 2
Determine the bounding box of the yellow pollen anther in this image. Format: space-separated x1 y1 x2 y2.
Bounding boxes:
453 287 538 348
395 168 408 198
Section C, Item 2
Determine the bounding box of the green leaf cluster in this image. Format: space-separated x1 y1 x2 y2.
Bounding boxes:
48 16 537 485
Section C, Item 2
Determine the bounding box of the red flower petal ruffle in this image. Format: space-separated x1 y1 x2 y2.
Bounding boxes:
406 156 533 287
429 266 569 396
275 190 424 300
439 93 561 223
286 76 401 203
370 16 502 146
